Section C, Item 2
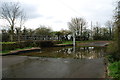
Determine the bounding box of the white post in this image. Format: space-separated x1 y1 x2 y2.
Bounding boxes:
73 32 75 46
73 31 75 53
91 21 93 40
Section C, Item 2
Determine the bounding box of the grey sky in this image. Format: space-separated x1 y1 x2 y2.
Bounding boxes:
0 0 118 31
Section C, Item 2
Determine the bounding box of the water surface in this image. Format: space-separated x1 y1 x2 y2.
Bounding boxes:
17 46 106 59
2 46 106 78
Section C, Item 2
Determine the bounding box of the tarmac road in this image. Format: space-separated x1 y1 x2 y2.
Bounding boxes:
2 56 105 78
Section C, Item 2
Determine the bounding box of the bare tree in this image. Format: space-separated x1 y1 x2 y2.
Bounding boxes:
15 27 22 41
68 17 86 46
16 12 26 41
19 12 26 28
35 25 52 36
105 20 114 39
0 2 24 41
68 17 86 36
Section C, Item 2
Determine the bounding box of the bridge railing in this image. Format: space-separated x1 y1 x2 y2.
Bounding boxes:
14 35 59 41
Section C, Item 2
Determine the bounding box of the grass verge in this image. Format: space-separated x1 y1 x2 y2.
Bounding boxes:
0 42 16 44
108 61 120 78
61 40 107 44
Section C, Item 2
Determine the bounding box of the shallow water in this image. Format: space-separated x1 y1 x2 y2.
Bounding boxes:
2 46 106 78
17 46 106 59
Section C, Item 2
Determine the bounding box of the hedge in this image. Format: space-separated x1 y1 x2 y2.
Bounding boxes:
108 61 120 78
1 40 62 51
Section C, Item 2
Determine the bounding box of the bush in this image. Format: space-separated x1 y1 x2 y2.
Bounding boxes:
107 42 120 62
52 41 62 44
2 43 18 51
35 40 54 47
107 42 120 78
108 61 120 78
107 42 118 54
2 41 34 51
107 54 120 63
2 40 61 51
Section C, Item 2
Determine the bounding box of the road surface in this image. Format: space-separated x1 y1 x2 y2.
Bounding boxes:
2 56 105 78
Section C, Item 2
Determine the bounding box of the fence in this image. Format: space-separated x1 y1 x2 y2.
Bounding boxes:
16 35 59 41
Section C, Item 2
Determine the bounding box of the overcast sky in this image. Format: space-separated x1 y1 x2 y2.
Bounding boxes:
0 0 118 31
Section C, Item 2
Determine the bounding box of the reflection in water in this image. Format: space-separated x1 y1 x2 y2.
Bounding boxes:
73 45 75 54
3 46 106 78
18 47 106 59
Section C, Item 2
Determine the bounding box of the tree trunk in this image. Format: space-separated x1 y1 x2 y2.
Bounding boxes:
80 24 83 36
18 34 21 42
10 25 14 42
10 34 13 42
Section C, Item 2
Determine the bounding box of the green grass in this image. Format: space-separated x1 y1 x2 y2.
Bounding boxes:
0 50 10 54
108 61 120 78
0 47 33 54
61 40 102 44
62 41 73 44
15 47 33 50
0 42 16 44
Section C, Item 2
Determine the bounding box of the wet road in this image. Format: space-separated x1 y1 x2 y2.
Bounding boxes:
2 56 105 78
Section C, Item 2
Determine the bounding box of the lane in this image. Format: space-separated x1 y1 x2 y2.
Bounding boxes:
2 56 105 78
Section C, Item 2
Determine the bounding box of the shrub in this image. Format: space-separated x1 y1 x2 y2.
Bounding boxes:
35 40 54 47
2 41 34 51
107 42 120 62
107 42 117 53
108 61 120 78
107 41 120 78
2 43 18 51
52 41 62 44
107 54 120 63
2 40 61 51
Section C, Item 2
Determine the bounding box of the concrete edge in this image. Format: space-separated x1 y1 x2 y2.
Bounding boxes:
1 47 41 56
54 44 73 47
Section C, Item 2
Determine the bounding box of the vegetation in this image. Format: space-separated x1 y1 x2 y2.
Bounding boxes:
61 40 108 44
68 17 88 41
1 2 26 42
106 1 120 78
0 1 120 78
108 61 120 78
61 41 73 44
1 41 62 53
2 41 34 51
35 25 52 36
68 17 87 36
0 42 16 44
